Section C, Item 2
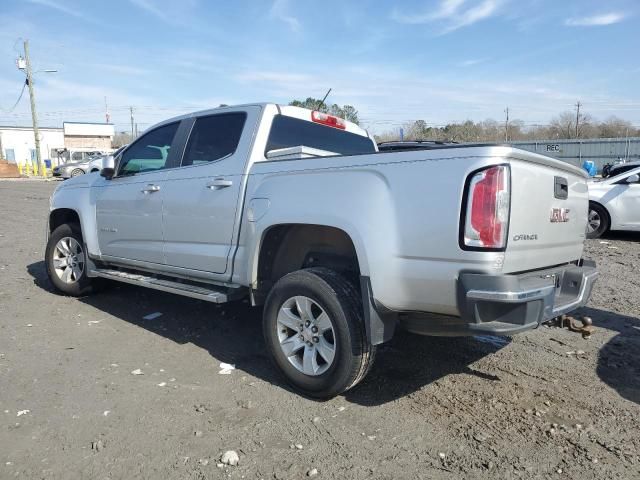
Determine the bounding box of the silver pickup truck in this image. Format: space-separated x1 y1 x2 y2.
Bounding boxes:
45 103 597 398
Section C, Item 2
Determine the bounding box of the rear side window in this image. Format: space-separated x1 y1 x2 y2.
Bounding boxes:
182 113 246 166
266 115 375 156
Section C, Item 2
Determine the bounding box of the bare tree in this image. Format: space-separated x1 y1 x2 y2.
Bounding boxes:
112 131 133 148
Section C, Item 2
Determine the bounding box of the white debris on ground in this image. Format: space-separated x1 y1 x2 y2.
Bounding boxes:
218 362 235 375
143 312 163 320
130 369 143 375
220 450 239 466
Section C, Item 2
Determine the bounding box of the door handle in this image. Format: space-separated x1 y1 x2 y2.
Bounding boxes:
206 178 233 190
141 184 161 194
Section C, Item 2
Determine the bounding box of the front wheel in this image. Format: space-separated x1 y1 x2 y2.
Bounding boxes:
45 223 94 295
586 202 609 239
263 268 375 399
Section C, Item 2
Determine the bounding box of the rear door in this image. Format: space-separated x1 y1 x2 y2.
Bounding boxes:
502 154 588 272
161 106 260 275
94 121 181 264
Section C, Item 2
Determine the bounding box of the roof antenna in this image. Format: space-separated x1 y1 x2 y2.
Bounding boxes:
316 88 332 111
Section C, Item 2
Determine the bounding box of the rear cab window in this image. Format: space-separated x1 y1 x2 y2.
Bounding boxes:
265 115 376 157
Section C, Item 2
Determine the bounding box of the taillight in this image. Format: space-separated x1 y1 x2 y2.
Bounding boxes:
311 111 346 130
463 165 510 249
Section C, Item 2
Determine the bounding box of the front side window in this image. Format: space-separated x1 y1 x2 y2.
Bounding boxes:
118 122 179 176
623 171 640 184
181 113 246 167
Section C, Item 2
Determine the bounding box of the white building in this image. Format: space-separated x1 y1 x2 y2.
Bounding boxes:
63 122 115 151
0 122 115 167
0 126 64 167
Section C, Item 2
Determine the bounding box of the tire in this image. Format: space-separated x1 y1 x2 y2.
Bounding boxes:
70 169 85 177
45 223 94 296
263 267 376 399
586 202 609 239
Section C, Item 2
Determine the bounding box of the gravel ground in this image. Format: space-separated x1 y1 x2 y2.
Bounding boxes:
0 179 639 480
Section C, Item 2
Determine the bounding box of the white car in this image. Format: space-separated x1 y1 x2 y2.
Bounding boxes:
587 166 640 238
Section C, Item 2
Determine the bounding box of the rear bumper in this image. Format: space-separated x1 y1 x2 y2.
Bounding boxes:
401 260 598 336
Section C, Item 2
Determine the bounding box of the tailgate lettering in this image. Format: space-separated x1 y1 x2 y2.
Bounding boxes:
513 234 538 241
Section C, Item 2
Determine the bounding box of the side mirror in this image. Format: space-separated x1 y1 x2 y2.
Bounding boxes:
626 174 639 184
100 167 115 179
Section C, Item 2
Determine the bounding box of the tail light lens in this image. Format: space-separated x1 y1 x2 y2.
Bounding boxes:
311 111 346 130
463 165 510 249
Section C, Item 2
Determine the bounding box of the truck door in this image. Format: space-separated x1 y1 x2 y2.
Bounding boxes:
94 121 181 264
161 106 260 275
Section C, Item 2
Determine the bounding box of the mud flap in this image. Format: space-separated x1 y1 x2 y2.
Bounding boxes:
359 276 397 345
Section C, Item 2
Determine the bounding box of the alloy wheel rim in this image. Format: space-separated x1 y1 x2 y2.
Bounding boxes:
53 237 85 284
587 210 601 233
276 296 336 376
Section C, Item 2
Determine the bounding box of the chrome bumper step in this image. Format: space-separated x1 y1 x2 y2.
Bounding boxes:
89 268 244 303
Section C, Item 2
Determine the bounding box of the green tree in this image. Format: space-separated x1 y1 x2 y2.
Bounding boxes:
289 98 360 125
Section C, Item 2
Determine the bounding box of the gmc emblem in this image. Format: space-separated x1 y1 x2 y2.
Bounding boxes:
550 207 570 223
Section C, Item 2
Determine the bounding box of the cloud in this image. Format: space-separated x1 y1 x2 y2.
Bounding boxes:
392 0 505 33
458 58 488 67
25 0 91 20
270 0 301 32
128 0 200 26
88 63 151 76
565 12 626 27
129 0 169 21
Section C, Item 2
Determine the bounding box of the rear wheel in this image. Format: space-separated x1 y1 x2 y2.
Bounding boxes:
70 168 85 177
263 267 375 399
586 202 609 239
45 223 94 295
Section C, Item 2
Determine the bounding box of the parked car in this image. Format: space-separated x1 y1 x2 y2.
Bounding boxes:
52 147 124 179
603 160 640 179
45 103 597 398
587 166 640 238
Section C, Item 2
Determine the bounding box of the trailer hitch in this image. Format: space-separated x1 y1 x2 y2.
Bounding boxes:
547 314 593 338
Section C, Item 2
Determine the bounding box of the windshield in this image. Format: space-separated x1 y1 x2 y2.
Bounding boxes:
605 166 640 182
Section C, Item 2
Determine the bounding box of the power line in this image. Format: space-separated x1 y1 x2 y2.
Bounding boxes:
0 81 27 113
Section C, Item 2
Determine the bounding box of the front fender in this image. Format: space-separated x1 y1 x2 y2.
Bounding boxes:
50 179 99 256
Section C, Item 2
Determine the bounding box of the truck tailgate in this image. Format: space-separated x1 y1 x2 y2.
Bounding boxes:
502 150 588 272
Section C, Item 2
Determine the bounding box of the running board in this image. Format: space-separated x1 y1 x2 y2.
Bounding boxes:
89 268 245 303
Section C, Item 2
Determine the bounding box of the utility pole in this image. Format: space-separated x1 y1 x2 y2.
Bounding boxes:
504 107 509 142
23 40 41 171
104 96 110 124
575 101 581 139
130 106 134 139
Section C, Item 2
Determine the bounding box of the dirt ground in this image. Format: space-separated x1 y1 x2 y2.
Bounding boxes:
0 179 638 480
